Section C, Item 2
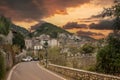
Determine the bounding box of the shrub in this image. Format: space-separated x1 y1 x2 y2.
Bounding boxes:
80 43 95 55
96 35 120 74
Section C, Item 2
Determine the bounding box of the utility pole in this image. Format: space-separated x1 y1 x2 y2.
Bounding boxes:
43 40 48 68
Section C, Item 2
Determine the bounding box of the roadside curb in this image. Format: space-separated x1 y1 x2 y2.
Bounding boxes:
37 63 66 80
7 63 19 80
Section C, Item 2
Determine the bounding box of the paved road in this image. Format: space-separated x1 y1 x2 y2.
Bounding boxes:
9 61 65 80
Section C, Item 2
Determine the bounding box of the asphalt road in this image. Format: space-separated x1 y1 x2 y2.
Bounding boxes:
9 61 66 80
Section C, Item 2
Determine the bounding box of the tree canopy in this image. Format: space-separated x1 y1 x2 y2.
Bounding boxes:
12 32 25 50
102 0 120 34
96 35 120 74
96 0 120 74
0 15 11 35
80 43 95 55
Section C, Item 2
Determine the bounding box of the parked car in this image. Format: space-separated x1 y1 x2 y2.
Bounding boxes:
22 56 33 62
33 57 39 61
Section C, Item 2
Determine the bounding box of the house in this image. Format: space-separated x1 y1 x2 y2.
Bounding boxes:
25 38 33 50
48 39 59 47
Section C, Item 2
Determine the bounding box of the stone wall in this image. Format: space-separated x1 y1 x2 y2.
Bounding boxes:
66 56 96 69
48 64 120 80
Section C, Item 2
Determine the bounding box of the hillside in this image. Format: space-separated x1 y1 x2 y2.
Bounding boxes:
10 24 30 37
0 15 29 37
32 22 71 38
80 35 96 41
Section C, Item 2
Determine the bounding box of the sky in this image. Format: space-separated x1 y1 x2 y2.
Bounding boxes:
0 0 114 39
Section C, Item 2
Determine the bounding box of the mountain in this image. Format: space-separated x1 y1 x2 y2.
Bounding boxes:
80 35 96 41
31 21 45 30
32 22 71 38
10 24 30 37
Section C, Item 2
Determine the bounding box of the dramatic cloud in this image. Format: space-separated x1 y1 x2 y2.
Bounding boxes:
91 0 113 6
78 18 100 23
0 0 91 22
77 30 104 36
63 22 87 29
91 14 103 18
89 20 113 30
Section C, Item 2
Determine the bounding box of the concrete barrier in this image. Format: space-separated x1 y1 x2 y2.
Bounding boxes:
48 64 120 80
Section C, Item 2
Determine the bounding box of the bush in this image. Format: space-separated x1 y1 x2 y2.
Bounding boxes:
0 51 6 80
80 43 95 55
96 35 120 74
48 47 67 66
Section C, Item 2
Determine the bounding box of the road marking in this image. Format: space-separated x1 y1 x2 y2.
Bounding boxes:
37 63 66 80
7 63 19 80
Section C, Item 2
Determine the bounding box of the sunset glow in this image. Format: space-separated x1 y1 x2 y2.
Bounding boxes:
0 0 114 39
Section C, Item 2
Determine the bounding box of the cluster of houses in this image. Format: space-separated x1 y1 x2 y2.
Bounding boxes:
25 33 80 50
25 33 97 56
25 34 59 50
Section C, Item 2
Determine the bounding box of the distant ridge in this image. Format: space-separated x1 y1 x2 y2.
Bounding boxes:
31 22 71 38
11 24 29 37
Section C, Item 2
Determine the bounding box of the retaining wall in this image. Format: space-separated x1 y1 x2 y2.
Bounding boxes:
48 64 120 80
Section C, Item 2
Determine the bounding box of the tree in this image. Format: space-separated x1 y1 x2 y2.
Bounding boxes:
0 15 11 35
96 35 120 74
12 45 20 55
48 47 60 63
0 51 5 80
96 0 120 74
48 47 67 66
80 43 95 55
102 0 120 34
12 32 25 50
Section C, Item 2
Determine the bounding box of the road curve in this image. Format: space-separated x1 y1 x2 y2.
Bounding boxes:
9 61 65 80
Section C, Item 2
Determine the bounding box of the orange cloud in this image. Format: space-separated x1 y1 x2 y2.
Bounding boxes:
55 10 67 14
67 28 112 39
0 0 114 39
13 21 38 29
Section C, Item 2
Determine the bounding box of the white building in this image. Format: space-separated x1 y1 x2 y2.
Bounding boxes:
25 38 33 50
25 34 60 50
48 39 59 47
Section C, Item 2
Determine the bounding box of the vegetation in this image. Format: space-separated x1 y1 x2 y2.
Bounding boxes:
80 43 95 55
12 45 20 55
39 47 67 66
102 0 120 34
0 15 11 35
96 35 120 74
0 51 5 80
1 44 15 65
32 22 71 38
0 15 26 79
96 0 120 74
0 37 4 45
10 24 29 37
48 47 67 66
69 46 79 56
12 32 25 51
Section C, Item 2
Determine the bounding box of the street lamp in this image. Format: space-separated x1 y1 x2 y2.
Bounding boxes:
43 40 48 67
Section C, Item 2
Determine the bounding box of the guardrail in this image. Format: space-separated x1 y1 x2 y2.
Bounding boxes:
48 64 120 80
